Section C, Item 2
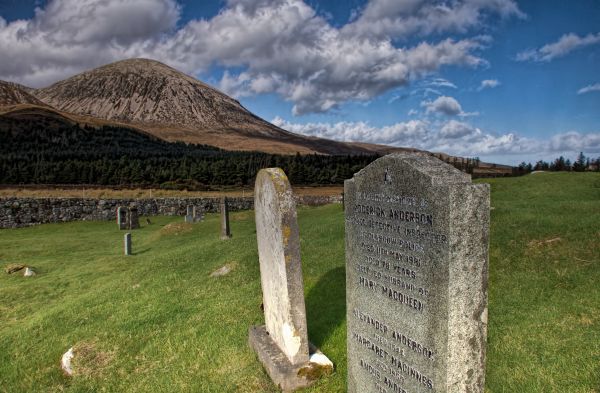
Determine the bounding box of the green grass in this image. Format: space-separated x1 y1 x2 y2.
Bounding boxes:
0 172 599 392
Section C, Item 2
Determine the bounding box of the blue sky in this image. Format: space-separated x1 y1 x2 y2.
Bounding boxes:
0 0 599 164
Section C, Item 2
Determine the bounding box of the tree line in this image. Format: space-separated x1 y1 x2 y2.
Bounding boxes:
0 121 378 188
515 153 600 174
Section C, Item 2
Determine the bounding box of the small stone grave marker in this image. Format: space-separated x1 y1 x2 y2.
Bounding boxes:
220 197 231 239
128 206 140 229
117 206 127 230
185 205 194 223
345 153 490 393
193 205 204 222
124 233 132 256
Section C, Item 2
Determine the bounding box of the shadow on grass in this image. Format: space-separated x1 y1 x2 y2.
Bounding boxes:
306 266 346 348
134 248 151 255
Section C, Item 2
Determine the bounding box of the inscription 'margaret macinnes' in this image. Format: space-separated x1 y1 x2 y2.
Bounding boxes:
346 153 489 393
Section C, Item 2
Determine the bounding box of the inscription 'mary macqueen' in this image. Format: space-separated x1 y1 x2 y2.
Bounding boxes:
345 153 490 393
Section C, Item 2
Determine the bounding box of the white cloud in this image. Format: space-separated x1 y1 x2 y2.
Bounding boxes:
549 131 600 152
427 78 457 89
272 116 430 146
273 117 600 160
421 96 463 116
439 120 479 138
0 0 181 87
343 0 524 39
0 0 522 115
478 79 500 90
577 83 600 95
516 32 600 62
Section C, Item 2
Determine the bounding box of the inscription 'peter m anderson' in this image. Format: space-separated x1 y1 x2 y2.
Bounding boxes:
354 204 433 226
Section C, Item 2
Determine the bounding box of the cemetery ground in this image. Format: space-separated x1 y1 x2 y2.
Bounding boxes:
0 172 598 393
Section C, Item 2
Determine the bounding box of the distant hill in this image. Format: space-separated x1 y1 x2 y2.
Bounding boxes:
0 81 48 107
31 58 414 156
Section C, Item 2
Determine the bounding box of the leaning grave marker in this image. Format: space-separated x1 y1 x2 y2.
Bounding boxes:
345 153 489 393
249 167 332 391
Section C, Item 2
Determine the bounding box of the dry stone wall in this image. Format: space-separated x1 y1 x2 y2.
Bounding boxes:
0 195 341 229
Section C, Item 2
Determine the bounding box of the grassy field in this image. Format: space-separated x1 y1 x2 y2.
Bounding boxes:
0 172 598 392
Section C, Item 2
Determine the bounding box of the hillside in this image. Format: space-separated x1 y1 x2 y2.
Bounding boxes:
0 81 48 107
33 58 412 155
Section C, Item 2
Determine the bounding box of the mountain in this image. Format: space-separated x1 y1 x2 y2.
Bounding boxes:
0 81 48 107
34 58 410 155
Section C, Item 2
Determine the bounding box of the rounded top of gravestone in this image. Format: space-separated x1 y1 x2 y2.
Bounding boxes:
350 152 471 187
255 168 295 213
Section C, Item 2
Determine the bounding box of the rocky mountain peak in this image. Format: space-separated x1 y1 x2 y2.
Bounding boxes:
34 58 276 134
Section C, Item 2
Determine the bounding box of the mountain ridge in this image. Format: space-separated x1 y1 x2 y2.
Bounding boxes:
28 58 411 155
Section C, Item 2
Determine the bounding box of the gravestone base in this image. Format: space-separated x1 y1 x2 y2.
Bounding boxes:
249 326 332 392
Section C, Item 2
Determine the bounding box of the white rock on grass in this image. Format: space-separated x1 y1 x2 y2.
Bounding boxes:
61 347 74 376
309 351 334 369
210 264 233 277
23 267 36 277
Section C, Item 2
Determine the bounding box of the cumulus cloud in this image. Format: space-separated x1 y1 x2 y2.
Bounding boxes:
342 0 524 39
0 0 181 87
516 32 600 62
577 83 600 95
272 116 430 146
273 117 600 159
421 96 463 116
478 79 500 90
0 0 522 115
549 131 600 151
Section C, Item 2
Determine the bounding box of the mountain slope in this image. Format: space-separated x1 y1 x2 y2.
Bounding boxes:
0 81 48 107
33 58 413 155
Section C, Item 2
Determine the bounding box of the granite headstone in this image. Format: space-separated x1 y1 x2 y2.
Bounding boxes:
345 153 489 393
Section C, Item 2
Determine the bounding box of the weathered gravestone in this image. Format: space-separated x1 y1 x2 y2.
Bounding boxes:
345 153 489 393
220 197 231 239
193 205 204 222
128 206 140 229
117 206 128 230
249 168 332 391
185 205 194 223
124 233 132 256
